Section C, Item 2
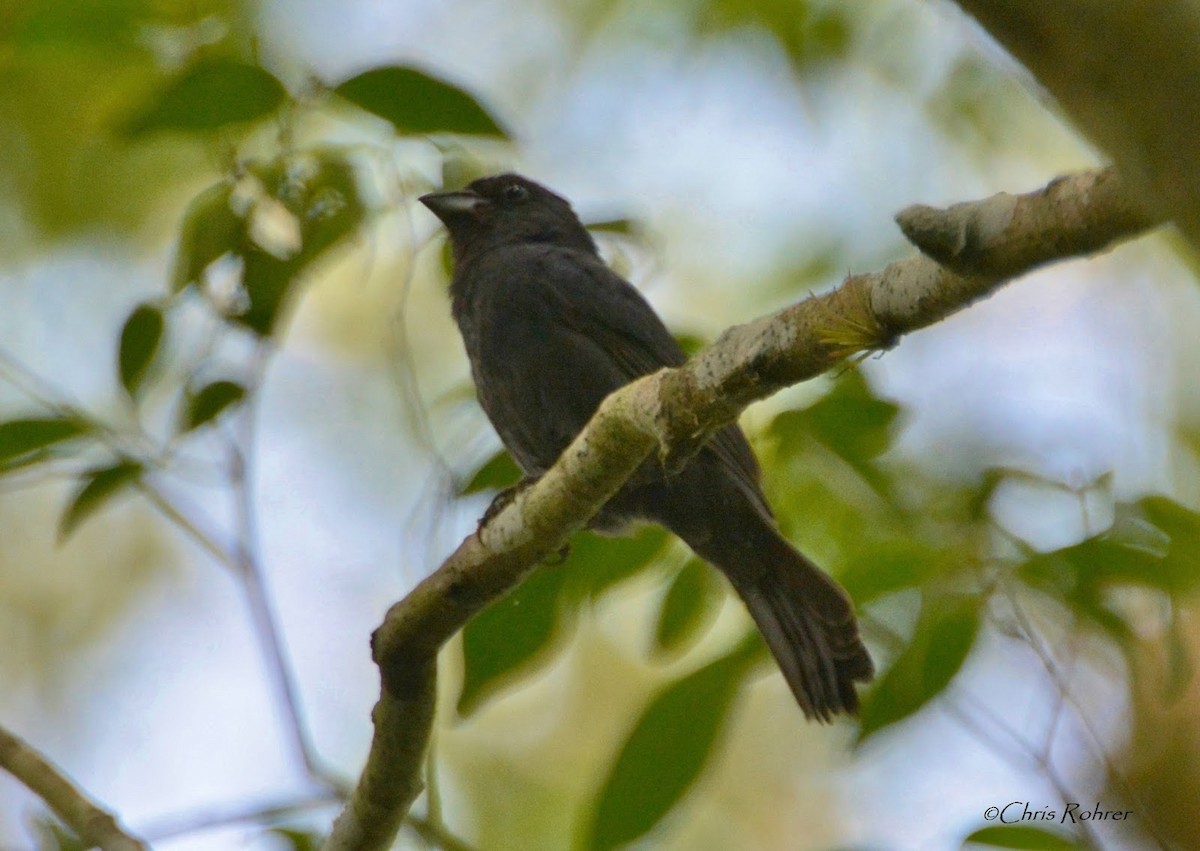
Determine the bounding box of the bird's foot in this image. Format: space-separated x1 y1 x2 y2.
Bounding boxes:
478 476 538 533
476 477 571 564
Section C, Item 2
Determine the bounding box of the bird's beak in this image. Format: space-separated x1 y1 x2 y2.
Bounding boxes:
418 189 487 223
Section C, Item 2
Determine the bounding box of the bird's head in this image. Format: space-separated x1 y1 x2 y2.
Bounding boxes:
419 173 597 262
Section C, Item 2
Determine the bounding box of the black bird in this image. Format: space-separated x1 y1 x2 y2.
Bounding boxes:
420 174 873 720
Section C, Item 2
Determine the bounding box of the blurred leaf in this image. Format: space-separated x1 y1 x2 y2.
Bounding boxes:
839 539 953 605
458 525 670 716
964 823 1080 850
181 380 246 431
586 635 758 850
458 563 570 717
171 182 243 291
967 468 1008 522
927 56 1035 157
117 302 164 396
239 251 294 334
698 0 852 70
267 827 322 851
440 148 490 189
123 58 287 136
58 460 143 541
334 66 508 137
586 217 637 235
1138 496 1200 591
0 417 90 468
769 371 900 498
767 241 845 301
12 0 145 51
672 332 709 358
564 526 673 601
654 558 726 655
782 371 898 460
1166 611 1193 703
0 0 230 241
237 148 366 334
29 815 86 851
1020 499 1200 640
438 234 456 281
858 594 981 743
461 449 521 495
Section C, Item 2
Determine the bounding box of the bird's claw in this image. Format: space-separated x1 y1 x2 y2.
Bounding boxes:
475 476 538 543
474 479 571 565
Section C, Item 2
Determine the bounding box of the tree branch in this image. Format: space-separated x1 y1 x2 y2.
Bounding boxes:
950 0 1200 250
322 167 1162 851
895 167 1161 278
0 723 148 851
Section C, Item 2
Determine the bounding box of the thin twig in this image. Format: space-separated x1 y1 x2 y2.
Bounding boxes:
405 814 479 851
137 477 235 568
139 791 342 842
998 583 1172 850
948 692 1106 849
385 174 461 570
0 724 147 851
229 343 345 792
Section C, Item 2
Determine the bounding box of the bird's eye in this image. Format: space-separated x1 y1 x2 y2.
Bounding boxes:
503 183 528 201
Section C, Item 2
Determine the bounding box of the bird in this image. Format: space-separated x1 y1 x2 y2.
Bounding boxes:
420 173 873 721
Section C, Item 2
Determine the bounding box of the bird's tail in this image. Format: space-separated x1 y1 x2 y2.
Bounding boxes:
721 530 874 722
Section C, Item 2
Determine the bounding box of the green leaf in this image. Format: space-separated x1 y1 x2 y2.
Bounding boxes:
858 594 981 743
699 0 852 71
182 380 246 431
439 235 456 283
671 332 709 358
30 814 88 851
124 58 287 136
457 525 672 716
439 148 490 191
13 0 143 51
117 303 164 396
769 371 900 497
267 827 323 851
564 526 672 601
171 182 244 292
1166 610 1194 702
0 417 90 467
784 370 899 462
586 636 758 850
458 564 569 717
838 539 951 605
654 558 726 655
236 149 365 335
59 461 143 541
586 217 637 235
456 524 675 719
964 824 1080 850
460 449 521 495
1019 500 1200 638
334 66 508 137
1137 496 1200 593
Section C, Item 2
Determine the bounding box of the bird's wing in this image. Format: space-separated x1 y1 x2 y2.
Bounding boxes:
538 247 770 514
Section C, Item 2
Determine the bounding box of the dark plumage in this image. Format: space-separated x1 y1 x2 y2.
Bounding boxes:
420 173 873 720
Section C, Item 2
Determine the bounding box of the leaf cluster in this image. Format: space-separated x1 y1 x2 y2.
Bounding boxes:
450 367 1198 848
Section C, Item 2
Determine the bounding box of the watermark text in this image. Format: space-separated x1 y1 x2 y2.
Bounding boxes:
982 801 1132 824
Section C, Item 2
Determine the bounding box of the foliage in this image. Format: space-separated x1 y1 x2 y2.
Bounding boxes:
964 824 1082 850
447 361 1200 845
